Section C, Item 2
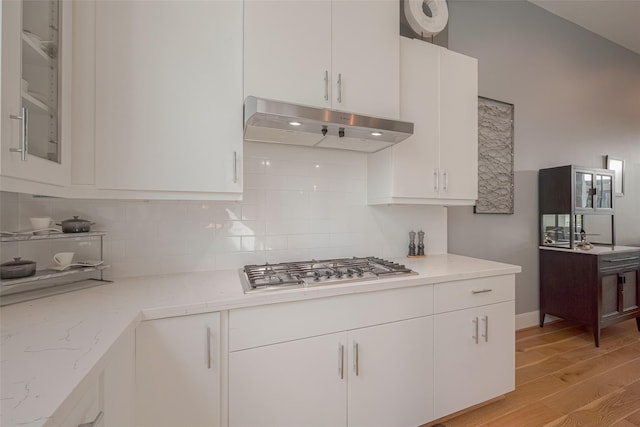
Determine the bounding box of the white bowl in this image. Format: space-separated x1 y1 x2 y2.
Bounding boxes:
30 217 52 234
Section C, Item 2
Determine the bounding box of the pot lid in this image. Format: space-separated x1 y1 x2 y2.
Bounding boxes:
2 257 35 266
60 216 91 223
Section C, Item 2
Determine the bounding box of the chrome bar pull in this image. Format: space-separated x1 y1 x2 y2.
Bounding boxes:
482 315 489 342
434 169 439 192
337 73 342 103
443 169 449 193
604 256 640 263
338 343 344 379
353 341 359 376
472 317 479 344
324 70 329 101
233 151 238 183
78 411 103 427
9 107 28 161
472 289 493 294
207 326 212 369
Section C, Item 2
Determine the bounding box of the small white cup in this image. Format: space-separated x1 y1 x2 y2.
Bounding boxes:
30 217 52 235
53 252 74 267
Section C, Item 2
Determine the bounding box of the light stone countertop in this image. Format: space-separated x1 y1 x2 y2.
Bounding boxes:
0 254 521 427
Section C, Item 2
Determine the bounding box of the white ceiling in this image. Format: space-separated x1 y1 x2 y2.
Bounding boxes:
528 0 640 55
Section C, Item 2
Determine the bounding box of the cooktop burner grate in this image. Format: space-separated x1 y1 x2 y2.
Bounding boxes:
240 256 417 293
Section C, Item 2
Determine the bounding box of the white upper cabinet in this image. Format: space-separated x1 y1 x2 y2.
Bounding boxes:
243 0 332 110
83 0 243 198
330 1 400 118
439 48 479 201
244 0 399 119
1 0 72 195
368 37 478 206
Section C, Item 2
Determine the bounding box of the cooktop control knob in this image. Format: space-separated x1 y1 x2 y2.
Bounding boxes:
325 271 333 278
355 268 364 277
313 271 321 281
346 268 354 278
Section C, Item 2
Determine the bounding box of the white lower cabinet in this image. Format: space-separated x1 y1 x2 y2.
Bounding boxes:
347 316 434 427
58 327 135 427
135 312 221 427
433 277 516 419
229 332 347 427
60 379 102 427
103 327 135 427
229 316 433 427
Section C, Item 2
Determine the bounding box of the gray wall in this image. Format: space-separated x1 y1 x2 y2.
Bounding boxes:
446 1 640 315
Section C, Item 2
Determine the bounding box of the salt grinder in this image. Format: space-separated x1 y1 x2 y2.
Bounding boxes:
408 230 416 256
417 230 425 256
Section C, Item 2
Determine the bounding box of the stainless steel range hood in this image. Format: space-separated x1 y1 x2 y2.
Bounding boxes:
243 96 414 153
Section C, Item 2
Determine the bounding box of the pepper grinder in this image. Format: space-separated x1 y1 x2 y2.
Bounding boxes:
417 230 425 256
408 230 416 257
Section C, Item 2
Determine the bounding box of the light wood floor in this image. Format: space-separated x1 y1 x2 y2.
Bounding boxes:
426 318 640 427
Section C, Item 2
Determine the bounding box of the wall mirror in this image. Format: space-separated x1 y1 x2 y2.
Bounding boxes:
605 156 624 197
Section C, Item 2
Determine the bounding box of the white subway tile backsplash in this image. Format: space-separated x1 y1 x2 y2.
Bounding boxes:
241 236 265 252
265 248 311 264
265 219 310 236
241 204 263 221
287 234 331 249
216 251 265 270
219 220 265 237
215 236 242 253
2 142 447 280
264 235 288 251
243 156 267 174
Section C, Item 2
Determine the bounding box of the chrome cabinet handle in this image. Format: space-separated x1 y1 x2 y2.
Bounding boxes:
472 289 493 294
233 151 238 183
353 341 359 376
338 343 344 379
434 169 439 192
472 317 479 344
443 169 449 193
207 326 212 369
9 107 28 161
78 411 103 427
337 73 342 103
482 315 489 342
324 70 329 101
603 257 639 263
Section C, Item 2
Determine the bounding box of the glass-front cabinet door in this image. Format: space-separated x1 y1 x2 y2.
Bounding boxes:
574 170 593 210
1 0 70 188
595 172 613 210
573 168 614 213
22 0 60 163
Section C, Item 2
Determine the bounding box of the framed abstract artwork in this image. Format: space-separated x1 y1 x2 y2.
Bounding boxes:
474 97 515 214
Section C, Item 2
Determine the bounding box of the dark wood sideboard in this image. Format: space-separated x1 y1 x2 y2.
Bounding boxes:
540 247 640 346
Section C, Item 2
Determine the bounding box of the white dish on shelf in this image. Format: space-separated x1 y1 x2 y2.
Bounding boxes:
1 228 61 236
50 260 104 271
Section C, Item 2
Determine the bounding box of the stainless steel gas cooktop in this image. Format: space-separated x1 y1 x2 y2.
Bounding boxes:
240 256 418 293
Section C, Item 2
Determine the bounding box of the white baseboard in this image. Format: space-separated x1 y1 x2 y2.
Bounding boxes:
516 310 560 330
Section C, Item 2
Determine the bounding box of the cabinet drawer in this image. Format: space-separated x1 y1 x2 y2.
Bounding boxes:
230 285 433 351
599 251 640 274
60 378 102 427
434 275 515 314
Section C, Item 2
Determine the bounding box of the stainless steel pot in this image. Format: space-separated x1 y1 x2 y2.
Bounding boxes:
1 257 37 279
56 216 95 233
